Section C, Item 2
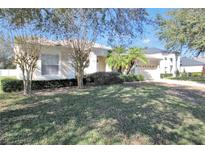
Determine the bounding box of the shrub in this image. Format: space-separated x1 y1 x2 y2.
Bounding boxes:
120 74 144 82
1 78 23 92
138 74 144 81
1 78 82 92
85 72 123 85
191 72 202 77
160 73 173 78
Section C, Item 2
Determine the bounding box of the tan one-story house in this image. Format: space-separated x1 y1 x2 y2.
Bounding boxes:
12 42 181 81
15 40 112 80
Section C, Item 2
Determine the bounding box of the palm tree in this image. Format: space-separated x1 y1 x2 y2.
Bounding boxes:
107 47 147 74
107 47 127 73
125 47 147 74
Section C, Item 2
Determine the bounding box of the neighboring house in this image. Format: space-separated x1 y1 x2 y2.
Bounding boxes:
180 57 205 73
133 48 180 80
15 40 112 80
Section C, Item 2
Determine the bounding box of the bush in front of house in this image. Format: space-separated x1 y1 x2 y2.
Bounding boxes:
1 78 82 92
1 78 23 92
190 72 203 77
160 73 173 78
1 72 123 92
85 72 123 85
120 74 144 82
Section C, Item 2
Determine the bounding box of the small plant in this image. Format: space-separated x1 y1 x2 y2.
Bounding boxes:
120 74 144 82
160 73 173 78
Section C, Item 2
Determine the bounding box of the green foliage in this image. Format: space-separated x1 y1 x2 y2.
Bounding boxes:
1 78 80 92
107 47 147 74
1 78 23 92
160 73 173 78
191 72 203 77
175 70 180 77
0 9 150 46
86 72 123 86
157 9 205 56
107 47 127 73
120 74 144 82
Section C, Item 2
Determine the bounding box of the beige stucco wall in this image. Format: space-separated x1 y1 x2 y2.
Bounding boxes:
97 56 106 72
16 45 110 80
17 46 76 80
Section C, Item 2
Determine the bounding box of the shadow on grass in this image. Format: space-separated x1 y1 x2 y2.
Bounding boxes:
1 83 205 144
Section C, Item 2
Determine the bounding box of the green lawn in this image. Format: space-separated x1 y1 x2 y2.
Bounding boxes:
1 83 205 144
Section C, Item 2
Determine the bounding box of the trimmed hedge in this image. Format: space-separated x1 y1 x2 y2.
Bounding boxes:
120 74 144 82
1 78 84 92
1 78 23 92
1 72 123 92
190 72 202 77
160 73 173 78
86 72 123 85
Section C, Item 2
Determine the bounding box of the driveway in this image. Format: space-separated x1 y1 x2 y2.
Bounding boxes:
149 79 205 91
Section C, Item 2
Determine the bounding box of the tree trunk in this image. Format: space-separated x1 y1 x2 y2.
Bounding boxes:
23 80 27 95
22 69 28 95
126 61 135 75
118 66 123 74
22 70 31 96
77 69 84 89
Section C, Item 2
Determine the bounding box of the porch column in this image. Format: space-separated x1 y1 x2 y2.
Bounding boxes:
105 63 112 72
85 52 97 74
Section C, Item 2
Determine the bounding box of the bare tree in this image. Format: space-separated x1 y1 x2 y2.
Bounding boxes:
64 40 94 88
12 31 42 95
56 9 99 88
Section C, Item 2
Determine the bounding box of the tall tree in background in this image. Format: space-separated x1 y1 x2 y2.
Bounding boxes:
0 34 14 68
40 9 149 88
157 8 205 56
0 8 150 88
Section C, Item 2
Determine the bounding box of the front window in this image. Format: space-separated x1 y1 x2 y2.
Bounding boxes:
41 54 59 75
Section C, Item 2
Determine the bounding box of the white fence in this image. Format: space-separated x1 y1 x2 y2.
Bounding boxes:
0 69 17 77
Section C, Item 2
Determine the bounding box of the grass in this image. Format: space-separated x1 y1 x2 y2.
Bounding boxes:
1 83 205 144
170 76 205 83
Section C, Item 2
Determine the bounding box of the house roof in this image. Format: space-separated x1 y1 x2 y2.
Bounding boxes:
194 57 205 63
143 47 179 55
17 38 111 50
181 57 205 66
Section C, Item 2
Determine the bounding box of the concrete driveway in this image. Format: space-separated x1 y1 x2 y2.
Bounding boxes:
147 79 205 91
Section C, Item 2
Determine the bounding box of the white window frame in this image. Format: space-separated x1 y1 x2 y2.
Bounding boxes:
41 53 60 76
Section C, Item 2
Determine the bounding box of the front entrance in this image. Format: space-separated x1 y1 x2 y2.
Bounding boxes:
97 56 106 72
